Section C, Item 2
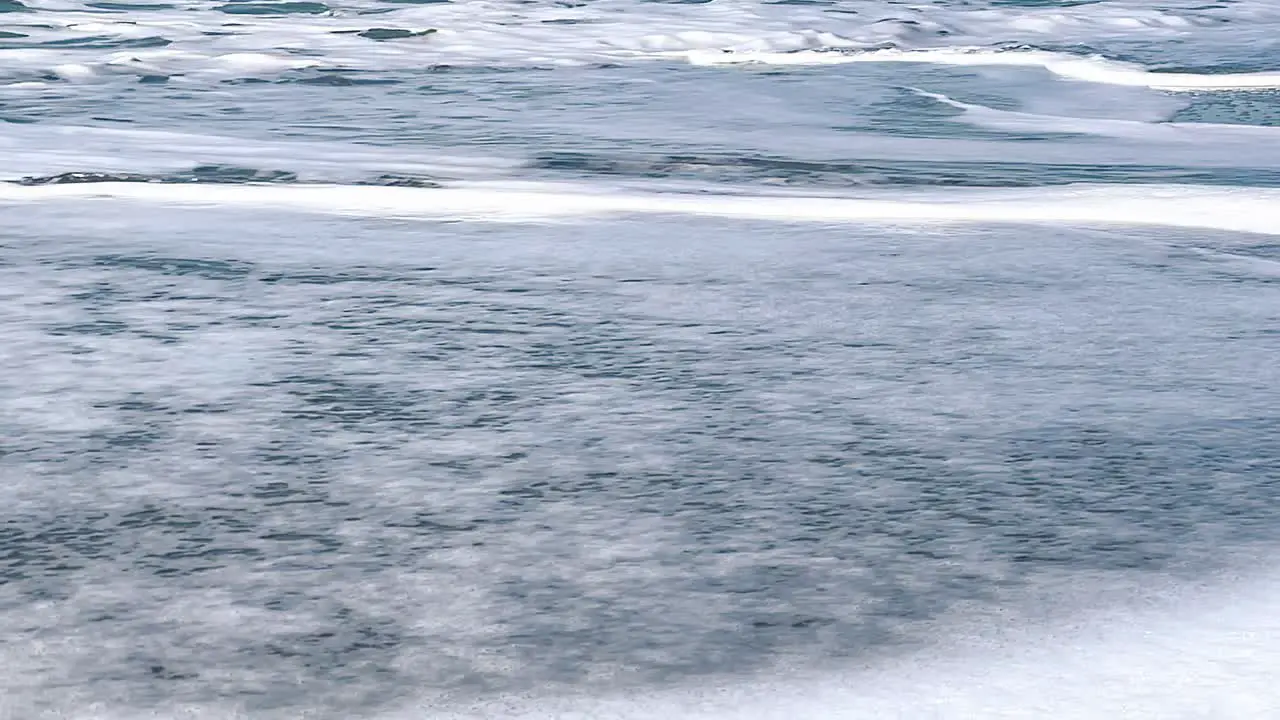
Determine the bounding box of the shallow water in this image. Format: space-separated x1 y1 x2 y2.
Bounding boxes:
2 0 1280 718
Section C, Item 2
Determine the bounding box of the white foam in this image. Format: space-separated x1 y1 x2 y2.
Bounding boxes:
433 570 1280 720
686 47 1280 92
5 568 1280 719
3 0 1280 82
3 181 1279 236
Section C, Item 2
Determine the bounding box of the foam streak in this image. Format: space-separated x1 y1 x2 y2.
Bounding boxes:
3 181 1279 235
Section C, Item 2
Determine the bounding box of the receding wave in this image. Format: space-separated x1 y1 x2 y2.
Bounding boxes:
438 569 1280 720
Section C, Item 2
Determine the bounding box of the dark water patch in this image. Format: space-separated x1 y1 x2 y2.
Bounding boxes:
284 47 330 58
528 150 1280 188
95 395 169 414
92 254 255 281
87 1 177 9
1184 246 1280 286
216 1 328 13
996 420 1280 553
0 0 29 12
147 664 199 681
69 280 128 306
1173 93 1280 127
256 266 420 285
33 35 171 49
16 172 152 186
1235 243 1280 260
1 512 117 578
1153 62 1280 75
994 41 1156 66
329 27 437 40
46 318 131 336
185 165 298 183
991 0 1101 6
0 30 27 38
281 70 403 86
85 426 169 451
357 173 443 188
359 27 434 40
280 375 439 429
16 166 298 186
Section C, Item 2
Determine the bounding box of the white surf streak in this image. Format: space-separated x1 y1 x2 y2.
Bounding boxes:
3 181 1279 236
686 47 1280 92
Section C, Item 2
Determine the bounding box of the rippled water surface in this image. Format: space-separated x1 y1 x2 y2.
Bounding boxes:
3 0 1280 718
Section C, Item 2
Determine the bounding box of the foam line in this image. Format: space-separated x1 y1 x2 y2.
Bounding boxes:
686 47 1280 92
6 2 1280 81
3 181 1279 235
430 568 1280 720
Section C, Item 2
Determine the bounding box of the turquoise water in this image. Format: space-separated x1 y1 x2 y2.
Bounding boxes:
2 1 1280 718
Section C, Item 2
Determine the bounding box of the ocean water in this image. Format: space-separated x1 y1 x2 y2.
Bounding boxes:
2 0 1280 718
